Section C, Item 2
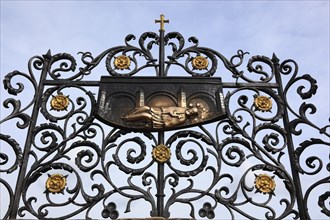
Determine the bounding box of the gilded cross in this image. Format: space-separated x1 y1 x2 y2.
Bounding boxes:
155 14 169 31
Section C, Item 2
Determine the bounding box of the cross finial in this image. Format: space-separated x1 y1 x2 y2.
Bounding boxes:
155 14 169 31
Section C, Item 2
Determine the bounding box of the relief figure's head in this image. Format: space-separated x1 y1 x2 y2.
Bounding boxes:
185 107 199 117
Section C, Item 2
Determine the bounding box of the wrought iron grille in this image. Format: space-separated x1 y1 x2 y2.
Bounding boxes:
1 15 329 219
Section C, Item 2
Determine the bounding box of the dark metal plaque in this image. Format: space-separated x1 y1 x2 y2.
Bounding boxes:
96 76 225 131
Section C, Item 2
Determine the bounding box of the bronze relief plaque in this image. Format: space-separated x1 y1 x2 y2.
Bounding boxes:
96 77 226 131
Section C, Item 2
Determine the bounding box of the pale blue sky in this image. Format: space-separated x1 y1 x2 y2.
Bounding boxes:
1 0 329 219
1 1 329 115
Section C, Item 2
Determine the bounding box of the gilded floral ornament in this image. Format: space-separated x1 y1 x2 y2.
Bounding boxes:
254 95 272 112
114 55 131 70
152 144 171 163
254 174 276 194
45 174 67 194
50 93 69 111
192 56 209 70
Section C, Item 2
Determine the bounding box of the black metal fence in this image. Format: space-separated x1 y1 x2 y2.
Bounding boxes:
1 19 329 219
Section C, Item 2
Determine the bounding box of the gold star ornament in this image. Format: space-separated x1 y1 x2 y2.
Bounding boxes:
46 174 67 194
114 55 131 70
192 56 209 70
152 144 171 163
254 173 276 194
254 96 272 112
50 93 70 111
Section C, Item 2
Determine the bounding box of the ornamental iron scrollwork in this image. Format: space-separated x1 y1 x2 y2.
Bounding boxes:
0 15 329 220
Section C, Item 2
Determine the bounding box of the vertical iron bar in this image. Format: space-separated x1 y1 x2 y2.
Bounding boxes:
156 131 165 217
9 51 51 219
155 16 167 215
272 54 308 219
158 29 166 77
